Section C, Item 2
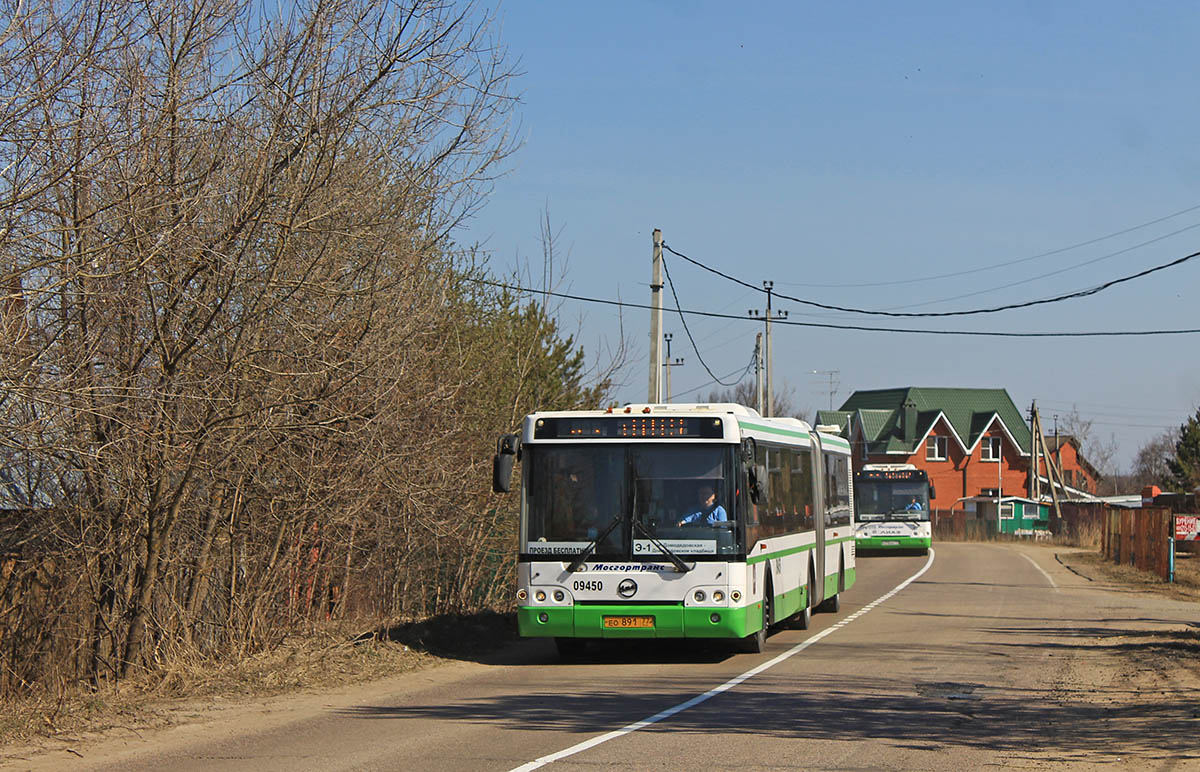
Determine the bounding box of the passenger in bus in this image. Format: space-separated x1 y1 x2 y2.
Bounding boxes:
677 485 728 526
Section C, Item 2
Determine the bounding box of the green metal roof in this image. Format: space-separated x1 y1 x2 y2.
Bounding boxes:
836 387 1032 456
815 410 851 434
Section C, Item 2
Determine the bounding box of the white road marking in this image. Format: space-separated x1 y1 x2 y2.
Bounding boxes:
507 549 938 772
1018 550 1058 589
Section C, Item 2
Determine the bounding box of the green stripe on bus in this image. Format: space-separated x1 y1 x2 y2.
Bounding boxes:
745 534 855 564
739 422 811 440
739 420 849 449
746 542 815 564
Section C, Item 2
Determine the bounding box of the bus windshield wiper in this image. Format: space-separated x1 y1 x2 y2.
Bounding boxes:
631 518 693 573
566 515 625 573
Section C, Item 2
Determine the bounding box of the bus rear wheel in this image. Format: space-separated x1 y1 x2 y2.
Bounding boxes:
817 592 840 613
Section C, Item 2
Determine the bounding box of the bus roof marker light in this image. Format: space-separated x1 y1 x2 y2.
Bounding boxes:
642 406 652 413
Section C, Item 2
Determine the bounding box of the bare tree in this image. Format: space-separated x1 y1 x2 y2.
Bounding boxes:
1057 407 1119 492
0 0 523 684
705 380 808 422
1129 430 1175 491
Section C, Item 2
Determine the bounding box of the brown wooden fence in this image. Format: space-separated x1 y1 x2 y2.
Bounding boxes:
1101 506 1174 580
931 510 1000 541
930 503 1176 581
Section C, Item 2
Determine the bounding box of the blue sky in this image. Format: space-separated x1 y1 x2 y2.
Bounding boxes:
462 1 1200 471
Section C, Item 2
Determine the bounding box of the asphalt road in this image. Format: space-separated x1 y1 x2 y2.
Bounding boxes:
16 542 1200 771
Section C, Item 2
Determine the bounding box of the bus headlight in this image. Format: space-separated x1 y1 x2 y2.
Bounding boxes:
712 590 725 603
553 590 565 602
535 590 547 602
693 589 706 603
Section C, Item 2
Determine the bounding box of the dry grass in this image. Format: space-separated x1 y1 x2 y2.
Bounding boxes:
1056 548 1200 603
0 611 516 747
1059 518 1102 549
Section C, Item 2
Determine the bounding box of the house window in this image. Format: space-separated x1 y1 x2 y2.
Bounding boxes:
926 436 947 461
999 502 1014 519
981 437 1002 462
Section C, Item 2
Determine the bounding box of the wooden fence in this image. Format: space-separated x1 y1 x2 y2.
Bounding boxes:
1101 506 1174 581
930 503 1178 581
931 510 999 541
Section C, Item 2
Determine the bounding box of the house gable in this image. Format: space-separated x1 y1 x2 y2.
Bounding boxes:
837 387 1032 457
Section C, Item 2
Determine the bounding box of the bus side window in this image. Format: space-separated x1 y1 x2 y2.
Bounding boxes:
792 448 814 530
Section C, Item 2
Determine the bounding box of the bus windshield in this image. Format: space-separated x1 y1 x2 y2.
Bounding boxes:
855 480 930 521
524 444 738 557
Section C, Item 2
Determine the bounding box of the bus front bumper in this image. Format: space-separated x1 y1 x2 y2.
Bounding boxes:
856 535 931 550
517 603 758 640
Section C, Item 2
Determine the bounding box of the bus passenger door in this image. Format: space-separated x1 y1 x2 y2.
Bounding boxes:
809 435 826 608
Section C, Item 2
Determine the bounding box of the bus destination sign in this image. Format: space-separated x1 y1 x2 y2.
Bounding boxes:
858 469 927 481
533 416 724 440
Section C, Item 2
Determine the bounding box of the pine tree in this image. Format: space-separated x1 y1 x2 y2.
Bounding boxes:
1166 408 1200 492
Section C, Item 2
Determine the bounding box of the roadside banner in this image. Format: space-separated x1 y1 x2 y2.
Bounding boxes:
1175 515 1200 541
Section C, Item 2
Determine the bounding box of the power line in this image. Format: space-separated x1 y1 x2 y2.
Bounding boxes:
778 201 1200 289
670 357 755 401
1034 401 1197 420
662 242 1200 319
886 220 1200 311
661 251 746 386
466 276 1200 338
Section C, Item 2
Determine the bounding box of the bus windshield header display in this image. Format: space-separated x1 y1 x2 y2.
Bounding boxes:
858 468 927 482
533 416 724 440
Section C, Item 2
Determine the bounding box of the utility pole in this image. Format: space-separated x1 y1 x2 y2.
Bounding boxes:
1029 402 1041 502
662 333 684 403
647 229 663 403
1030 403 1064 526
754 333 764 414
748 281 787 417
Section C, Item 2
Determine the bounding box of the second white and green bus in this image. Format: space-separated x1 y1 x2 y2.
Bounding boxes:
492 403 855 657
853 464 933 553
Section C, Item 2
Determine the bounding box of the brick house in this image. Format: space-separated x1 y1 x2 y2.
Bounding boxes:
1042 435 1100 495
817 387 1066 510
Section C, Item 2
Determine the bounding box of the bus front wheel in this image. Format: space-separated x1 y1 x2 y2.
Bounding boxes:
742 583 772 654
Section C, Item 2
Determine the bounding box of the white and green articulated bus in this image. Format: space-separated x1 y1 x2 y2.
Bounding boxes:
853 464 934 553
491 403 856 657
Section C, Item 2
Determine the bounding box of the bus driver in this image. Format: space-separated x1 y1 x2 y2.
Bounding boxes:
677 485 728 526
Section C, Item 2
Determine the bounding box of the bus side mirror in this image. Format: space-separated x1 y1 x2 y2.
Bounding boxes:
492 433 520 493
929 484 937 501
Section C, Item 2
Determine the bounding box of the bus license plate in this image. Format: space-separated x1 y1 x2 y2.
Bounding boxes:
603 615 654 629
881 540 900 546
